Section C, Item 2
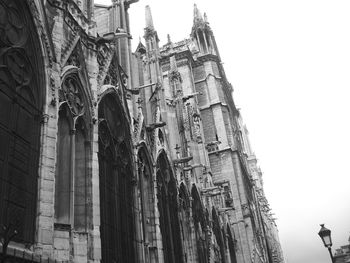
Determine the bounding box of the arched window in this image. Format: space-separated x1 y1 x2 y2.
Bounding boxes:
178 183 192 262
212 208 226 263
227 224 238 263
138 147 155 260
55 72 90 231
55 105 73 224
98 94 136 263
0 0 44 243
156 152 184 263
191 186 209 263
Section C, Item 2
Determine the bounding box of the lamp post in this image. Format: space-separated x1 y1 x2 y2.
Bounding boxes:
318 224 335 263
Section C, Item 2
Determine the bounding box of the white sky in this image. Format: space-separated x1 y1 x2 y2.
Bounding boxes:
95 1 350 262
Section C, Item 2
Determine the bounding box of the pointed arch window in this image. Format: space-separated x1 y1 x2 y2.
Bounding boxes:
178 183 192 262
212 208 226 263
138 147 155 259
55 72 90 231
191 186 209 263
98 94 137 263
156 153 184 263
0 0 45 243
227 224 238 263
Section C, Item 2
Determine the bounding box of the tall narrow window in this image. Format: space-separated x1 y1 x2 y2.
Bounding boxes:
179 183 192 262
191 186 209 263
0 0 44 243
156 153 184 263
55 72 89 230
212 208 226 263
227 224 238 263
138 147 154 257
98 94 137 263
55 106 72 224
74 119 88 230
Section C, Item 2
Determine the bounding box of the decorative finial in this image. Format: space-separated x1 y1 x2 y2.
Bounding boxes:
136 97 143 109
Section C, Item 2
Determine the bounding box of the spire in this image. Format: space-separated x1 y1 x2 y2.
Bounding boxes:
193 4 204 25
145 5 154 30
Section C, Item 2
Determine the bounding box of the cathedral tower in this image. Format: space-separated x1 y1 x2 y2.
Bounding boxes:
134 3 284 263
191 4 218 57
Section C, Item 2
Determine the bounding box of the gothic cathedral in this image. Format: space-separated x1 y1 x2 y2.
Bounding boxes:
0 0 284 262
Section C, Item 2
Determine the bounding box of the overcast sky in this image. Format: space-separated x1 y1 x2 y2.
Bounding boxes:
95 1 350 262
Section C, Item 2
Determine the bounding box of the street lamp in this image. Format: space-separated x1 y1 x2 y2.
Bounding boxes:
318 224 335 263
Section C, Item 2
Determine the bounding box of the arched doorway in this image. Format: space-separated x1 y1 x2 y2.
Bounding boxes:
156 152 183 263
0 0 45 243
98 94 136 263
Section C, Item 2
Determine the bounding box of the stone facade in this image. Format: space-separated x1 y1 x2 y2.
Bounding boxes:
0 0 283 263
334 238 350 263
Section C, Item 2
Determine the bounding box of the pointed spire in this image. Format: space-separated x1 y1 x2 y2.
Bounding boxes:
193 3 204 25
145 5 154 30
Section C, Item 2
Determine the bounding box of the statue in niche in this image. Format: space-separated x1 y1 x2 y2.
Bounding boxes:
193 113 202 142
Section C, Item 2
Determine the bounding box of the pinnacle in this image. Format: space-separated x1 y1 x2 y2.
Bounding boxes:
145 5 154 30
167 34 172 44
193 3 204 25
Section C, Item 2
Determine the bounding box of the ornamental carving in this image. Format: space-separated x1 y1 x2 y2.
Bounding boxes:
66 45 81 67
193 112 202 142
169 70 181 82
119 66 128 88
61 75 85 116
104 59 119 87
